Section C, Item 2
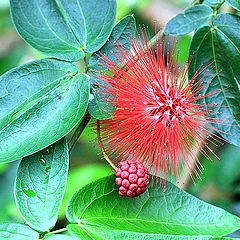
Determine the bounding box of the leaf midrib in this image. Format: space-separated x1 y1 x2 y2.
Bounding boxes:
35 1 80 50
80 216 237 230
0 71 72 132
210 28 240 128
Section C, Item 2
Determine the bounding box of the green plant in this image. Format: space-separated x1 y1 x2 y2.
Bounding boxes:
0 0 240 239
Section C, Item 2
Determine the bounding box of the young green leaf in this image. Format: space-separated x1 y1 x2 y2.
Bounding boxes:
10 0 116 61
225 0 240 11
164 5 213 35
0 59 89 163
0 223 39 240
66 175 240 239
15 138 69 232
189 13 240 147
89 15 136 71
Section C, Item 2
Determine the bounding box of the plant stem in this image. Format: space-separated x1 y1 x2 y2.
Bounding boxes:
68 113 92 152
178 142 201 190
97 120 118 171
50 228 67 234
148 29 164 49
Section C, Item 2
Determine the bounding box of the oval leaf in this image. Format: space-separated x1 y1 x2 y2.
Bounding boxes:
225 0 240 11
15 138 69 232
0 223 39 240
189 13 240 147
0 59 89 163
44 234 76 240
164 4 213 35
67 224 239 240
203 0 221 7
10 0 116 61
58 0 116 54
66 175 240 239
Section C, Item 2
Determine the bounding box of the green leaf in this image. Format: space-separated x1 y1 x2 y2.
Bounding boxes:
67 225 91 240
164 5 213 35
10 0 116 61
88 16 134 119
15 138 69 232
44 234 76 240
225 0 240 11
89 15 136 71
66 175 240 239
88 76 115 120
0 59 89 163
189 13 240 147
58 0 116 54
68 224 239 240
203 0 221 7
0 223 39 240
0 162 22 223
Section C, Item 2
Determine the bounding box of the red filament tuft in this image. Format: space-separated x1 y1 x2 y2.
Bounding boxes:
96 29 223 184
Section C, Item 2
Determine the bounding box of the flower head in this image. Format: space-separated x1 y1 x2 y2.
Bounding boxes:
96 28 222 184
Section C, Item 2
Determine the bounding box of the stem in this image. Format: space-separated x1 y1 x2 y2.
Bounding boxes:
148 30 164 49
178 142 201 190
68 113 92 152
50 228 67 234
97 120 118 171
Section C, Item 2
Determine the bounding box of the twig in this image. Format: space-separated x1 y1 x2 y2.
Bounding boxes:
68 113 91 152
96 120 118 171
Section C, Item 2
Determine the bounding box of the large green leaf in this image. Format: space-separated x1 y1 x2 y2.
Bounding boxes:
10 0 116 61
66 175 240 239
0 59 89 163
225 0 240 11
189 13 240 147
15 138 69 232
0 162 21 223
68 225 239 240
164 4 213 35
0 223 39 240
58 0 116 54
44 234 76 240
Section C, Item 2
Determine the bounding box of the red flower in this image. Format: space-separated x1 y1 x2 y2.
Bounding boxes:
96 29 222 184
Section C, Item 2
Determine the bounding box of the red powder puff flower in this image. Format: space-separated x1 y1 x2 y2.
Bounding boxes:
95 29 223 184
